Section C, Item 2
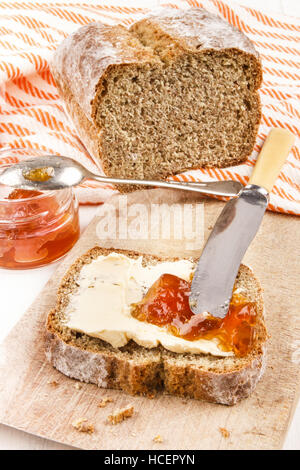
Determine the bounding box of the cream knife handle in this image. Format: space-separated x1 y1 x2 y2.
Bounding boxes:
249 128 295 192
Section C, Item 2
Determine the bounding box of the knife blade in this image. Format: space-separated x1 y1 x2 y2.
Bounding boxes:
189 128 295 318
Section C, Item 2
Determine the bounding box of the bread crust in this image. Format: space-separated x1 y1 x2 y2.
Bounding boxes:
139 8 260 54
46 247 267 405
51 9 262 118
45 330 266 406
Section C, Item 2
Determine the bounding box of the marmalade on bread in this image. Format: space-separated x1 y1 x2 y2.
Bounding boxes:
131 273 257 357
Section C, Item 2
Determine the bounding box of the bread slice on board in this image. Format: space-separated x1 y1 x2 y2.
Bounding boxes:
51 8 262 190
45 247 267 406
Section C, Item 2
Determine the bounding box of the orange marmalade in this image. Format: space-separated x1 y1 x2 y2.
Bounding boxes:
23 167 54 183
131 273 257 357
0 187 79 269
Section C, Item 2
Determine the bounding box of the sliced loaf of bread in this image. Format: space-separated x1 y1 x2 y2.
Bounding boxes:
46 247 267 405
51 8 262 189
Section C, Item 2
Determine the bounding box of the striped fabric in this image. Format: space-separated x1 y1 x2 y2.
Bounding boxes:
0 1 299 213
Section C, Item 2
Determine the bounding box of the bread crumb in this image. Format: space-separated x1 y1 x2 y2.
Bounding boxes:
244 427 266 436
72 418 94 434
74 383 82 390
98 397 113 408
47 380 59 387
107 405 134 425
219 427 230 438
153 434 163 443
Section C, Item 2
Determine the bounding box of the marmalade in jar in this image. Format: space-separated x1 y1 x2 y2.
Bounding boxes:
0 187 80 269
131 273 257 357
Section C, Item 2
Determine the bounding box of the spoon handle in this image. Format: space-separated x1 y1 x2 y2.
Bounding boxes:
90 174 242 197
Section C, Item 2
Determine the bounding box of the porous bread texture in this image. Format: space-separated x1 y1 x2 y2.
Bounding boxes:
46 247 267 405
51 8 262 190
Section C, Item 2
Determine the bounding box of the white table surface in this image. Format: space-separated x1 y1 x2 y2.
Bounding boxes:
0 0 299 451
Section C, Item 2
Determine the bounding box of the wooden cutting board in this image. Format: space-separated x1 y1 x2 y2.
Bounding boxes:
0 188 299 450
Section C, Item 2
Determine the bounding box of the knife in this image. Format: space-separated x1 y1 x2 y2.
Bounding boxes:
189 128 295 318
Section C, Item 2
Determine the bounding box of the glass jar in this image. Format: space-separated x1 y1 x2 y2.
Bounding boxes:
0 149 80 269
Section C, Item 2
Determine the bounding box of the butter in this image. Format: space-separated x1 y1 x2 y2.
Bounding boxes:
65 253 233 357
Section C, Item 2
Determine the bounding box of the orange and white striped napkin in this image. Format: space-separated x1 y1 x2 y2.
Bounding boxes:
0 1 299 213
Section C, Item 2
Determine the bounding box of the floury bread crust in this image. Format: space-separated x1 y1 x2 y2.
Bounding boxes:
51 8 262 190
46 247 267 405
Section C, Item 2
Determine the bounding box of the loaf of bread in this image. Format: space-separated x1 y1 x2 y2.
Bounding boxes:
46 247 267 406
51 8 262 188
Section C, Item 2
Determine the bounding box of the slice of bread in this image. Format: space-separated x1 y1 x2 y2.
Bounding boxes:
51 8 262 190
46 247 267 405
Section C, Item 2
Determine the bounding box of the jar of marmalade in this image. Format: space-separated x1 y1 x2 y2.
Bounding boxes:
0 149 80 269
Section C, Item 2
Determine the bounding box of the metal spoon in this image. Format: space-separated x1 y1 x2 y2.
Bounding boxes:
0 155 242 197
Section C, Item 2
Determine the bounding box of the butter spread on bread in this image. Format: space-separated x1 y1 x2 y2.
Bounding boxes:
64 252 231 356
46 247 267 405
